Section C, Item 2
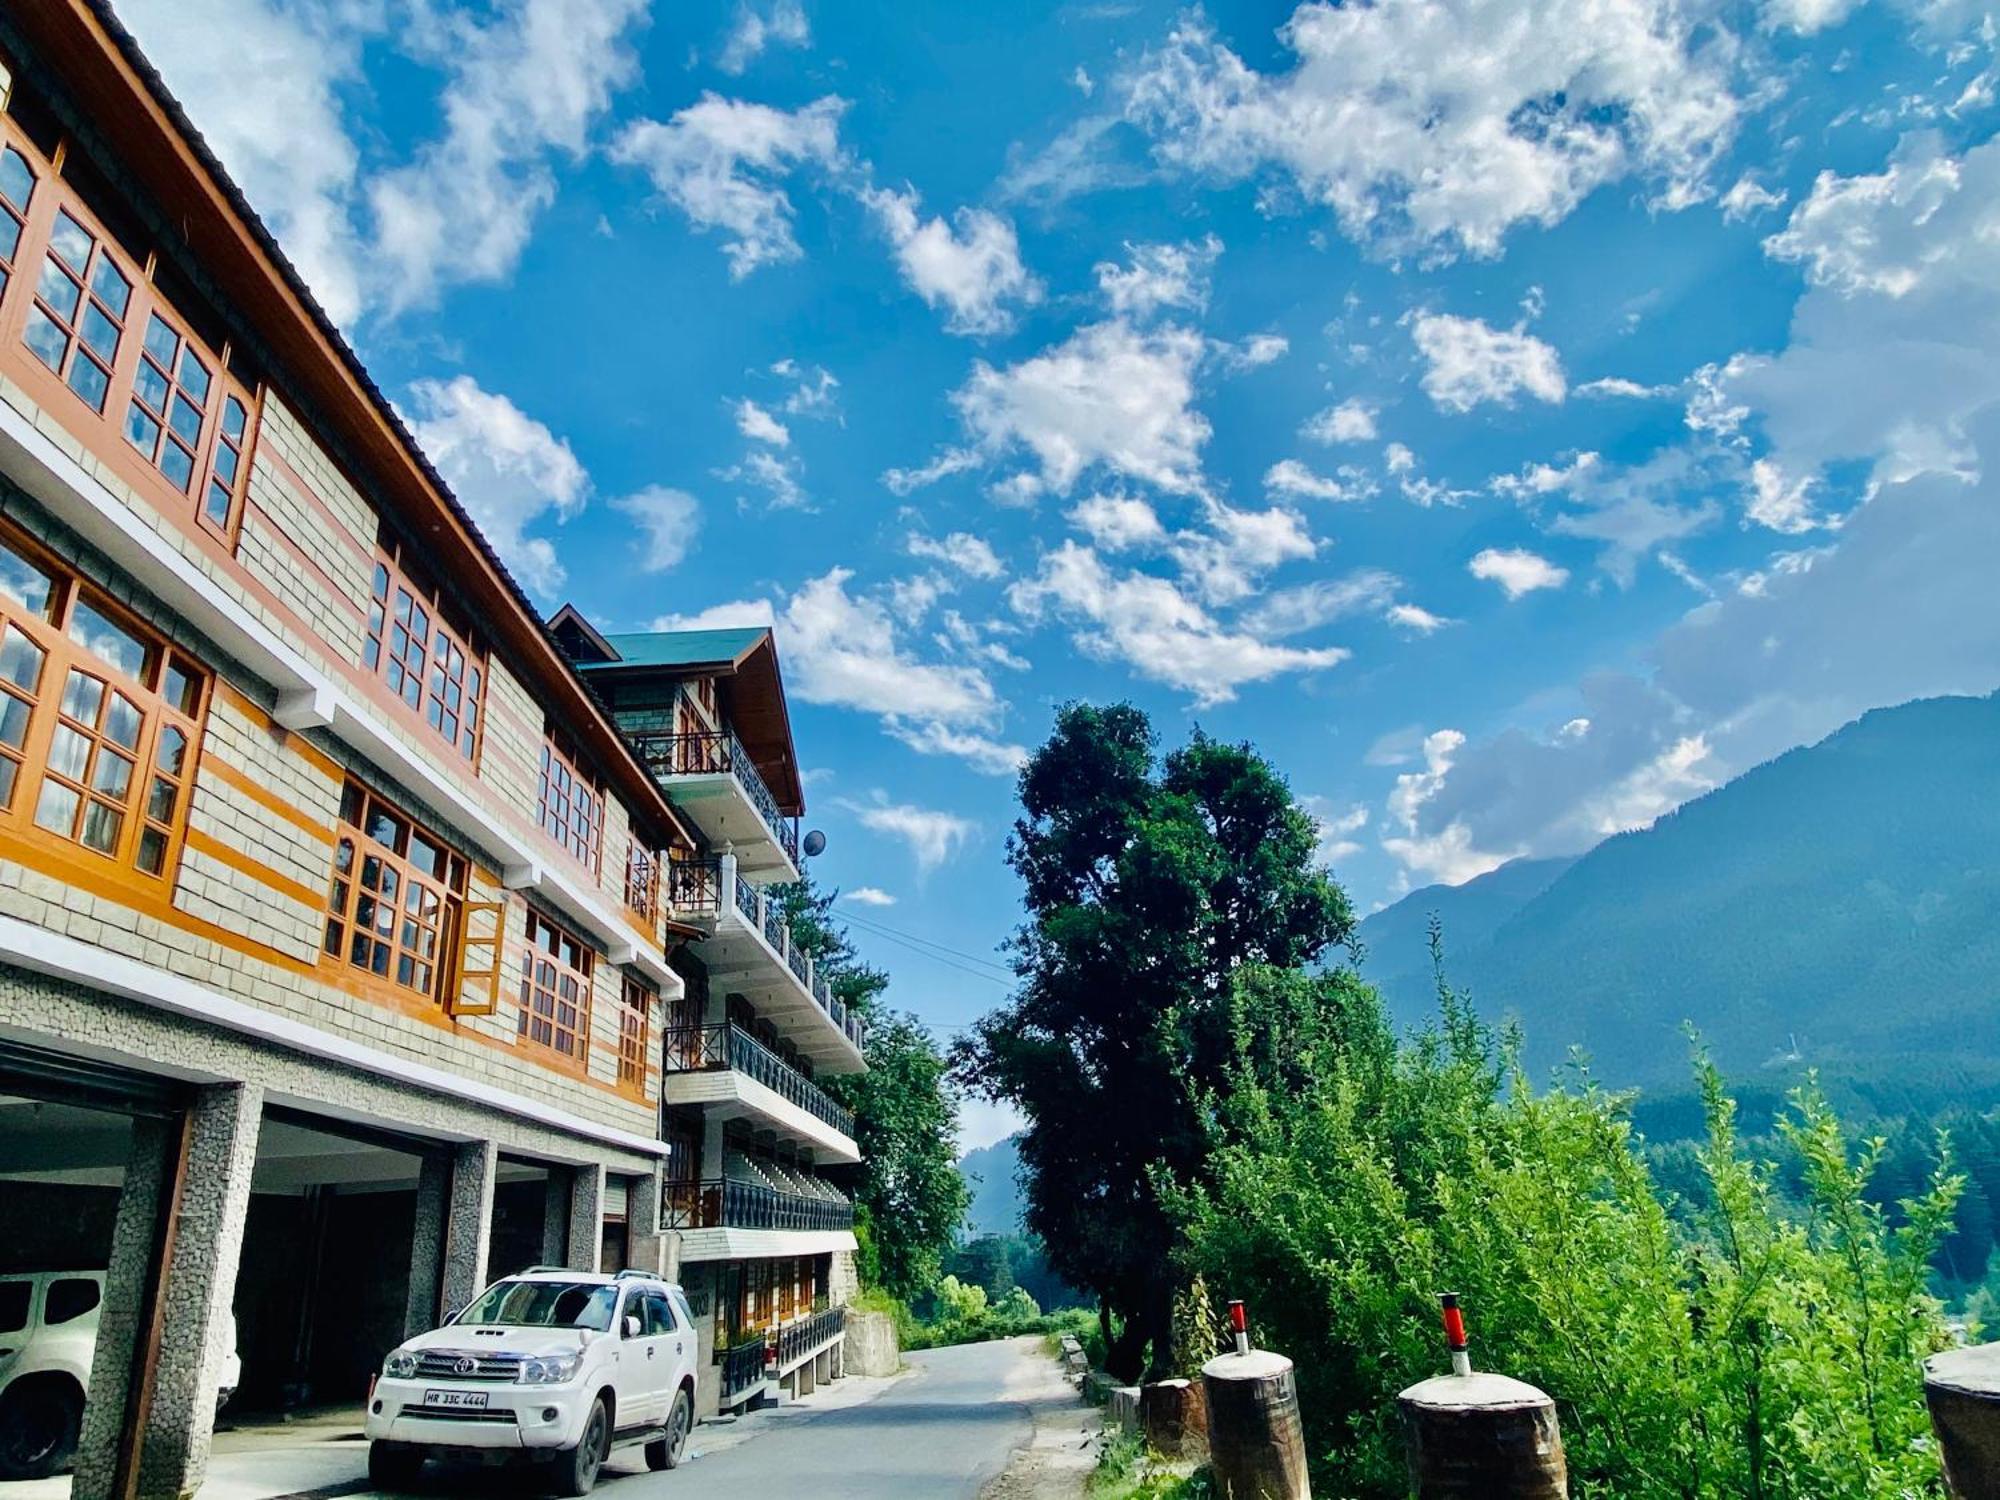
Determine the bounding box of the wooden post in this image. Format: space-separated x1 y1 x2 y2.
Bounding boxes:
1925 1343 2000 1499
1201 1349 1310 1500
1141 1378 1209 1458
1398 1372 1567 1499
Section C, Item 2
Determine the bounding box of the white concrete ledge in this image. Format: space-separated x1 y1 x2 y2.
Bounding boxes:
674 1227 858 1263
663 1068 860 1164
0 912 666 1161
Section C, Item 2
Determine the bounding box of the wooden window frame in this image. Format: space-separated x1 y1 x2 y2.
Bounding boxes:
22 203 131 417
321 781 468 1005
361 539 485 764
122 304 253 536
616 975 652 1094
518 908 592 1064
0 523 206 883
537 730 602 875
0 142 35 311
624 838 659 924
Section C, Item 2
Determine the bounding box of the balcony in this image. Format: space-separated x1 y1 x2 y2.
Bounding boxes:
662 1170 858 1263
669 854 867 1074
662 1023 860 1164
629 726 800 880
775 1305 846 1372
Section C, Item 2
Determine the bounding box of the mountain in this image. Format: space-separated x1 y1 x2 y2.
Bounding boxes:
1358 694 2000 1126
957 1135 1026 1238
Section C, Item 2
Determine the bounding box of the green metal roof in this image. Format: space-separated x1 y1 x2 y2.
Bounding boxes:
580 627 770 672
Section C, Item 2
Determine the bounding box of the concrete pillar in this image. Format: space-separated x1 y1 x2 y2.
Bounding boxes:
567 1161 606 1272
404 1152 450 1335
71 1117 176 1500
1398 1372 1567 1499
136 1082 263 1500
440 1139 497 1316
1925 1343 2000 1498
626 1167 667 1277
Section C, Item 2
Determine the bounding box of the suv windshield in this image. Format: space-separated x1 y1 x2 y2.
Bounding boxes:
456 1280 618 1331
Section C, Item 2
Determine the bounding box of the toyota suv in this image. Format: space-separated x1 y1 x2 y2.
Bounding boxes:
366 1268 700 1496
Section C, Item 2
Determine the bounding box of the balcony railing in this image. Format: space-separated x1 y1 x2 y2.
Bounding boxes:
662 1177 855 1234
662 1023 856 1139
719 1335 767 1399
776 1306 846 1368
628 725 800 866
670 858 866 1054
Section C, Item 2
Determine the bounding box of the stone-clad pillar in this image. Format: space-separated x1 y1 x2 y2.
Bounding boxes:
627 1165 667 1277
404 1151 450 1335
441 1139 497 1316
136 1082 263 1500
567 1161 607 1272
71 1117 176 1500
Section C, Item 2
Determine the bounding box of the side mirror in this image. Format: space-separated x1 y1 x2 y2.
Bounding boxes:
442 1305 465 1326
624 1314 642 1339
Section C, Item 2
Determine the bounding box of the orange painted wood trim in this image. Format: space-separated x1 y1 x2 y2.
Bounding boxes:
182 827 326 911
197 755 336 846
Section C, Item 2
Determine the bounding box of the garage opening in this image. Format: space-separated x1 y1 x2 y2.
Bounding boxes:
488 1159 562 1281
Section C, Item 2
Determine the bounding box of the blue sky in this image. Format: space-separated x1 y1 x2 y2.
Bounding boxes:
123 0 2000 1147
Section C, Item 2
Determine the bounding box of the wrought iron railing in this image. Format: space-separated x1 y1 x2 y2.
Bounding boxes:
662 1177 854 1233
719 1335 767 1399
627 726 800 865
667 854 721 916
776 1306 846 1369
661 1024 856 1138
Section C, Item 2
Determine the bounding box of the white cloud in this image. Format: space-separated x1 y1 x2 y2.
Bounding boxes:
883 448 981 497
735 399 791 446
1762 0 1865 33
613 94 846 278
841 886 898 907
1072 65 1096 97
1746 458 1825 534
1468 547 1570 599
886 721 1029 776
1126 1 1739 261
1067 493 1167 551
1386 602 1454 634
717 0 810 74
839 796 976 872
1216 333 1291 371
1095 236 1222 320
864 187 1041 335
1303 797 1370 864
365 0 648 313
1720 174 1787 221
1241 569 1401 636
613 486 701 572
1496 446 1720 584
776 361 842 418
716 449 808 510
1385 442 1417 474
1577 377 1675 399
1263 458 1370 503
1302 399 1377 444
404 376 587 597
1009 542 1348 706
1170 501 1320 606
1380 730 1515 888
1412 313 1567 412
908 532 1006 580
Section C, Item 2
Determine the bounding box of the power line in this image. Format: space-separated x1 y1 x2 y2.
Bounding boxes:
839 909 1016 977
836 910 1017 985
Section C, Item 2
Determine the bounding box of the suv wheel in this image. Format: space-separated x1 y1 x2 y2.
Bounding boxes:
552 1396 610 1497
367 1440 426 1490
0 1377 83 1480
646 1387 692 1471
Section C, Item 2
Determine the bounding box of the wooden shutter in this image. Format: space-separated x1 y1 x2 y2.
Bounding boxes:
450 900 505 1016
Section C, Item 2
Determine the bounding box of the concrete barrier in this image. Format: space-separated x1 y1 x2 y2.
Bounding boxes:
843 1308 901 1377
1108 1385 1143 1435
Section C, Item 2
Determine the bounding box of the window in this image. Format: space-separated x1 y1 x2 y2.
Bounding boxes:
43 1278 99 1326
0 528 204 878
122 312 252 532
361 541 483 761
323 782 467 1001
617 976 652 1091
24 208 129 414
0 144 34 305
518 910 591 1061
0 1281 27 1335
624 839 659 921
642 1292 675 1337
537 733 601 872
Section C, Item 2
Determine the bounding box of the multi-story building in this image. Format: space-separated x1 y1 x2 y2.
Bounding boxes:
0 4 860 1496
550 613 866 1418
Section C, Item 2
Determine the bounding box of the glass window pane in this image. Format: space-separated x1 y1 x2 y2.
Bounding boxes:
35 259 79 320
222 397 247 442
59 670 102 724
0 756 17 811
0 692 31 750
102 693 141 750
90 749 132 798
124 402 161 457
49 212 92 270
89 257 129 319
43 1278 99 1326
48 723 89 779
67 353 110 412
176 347 211 404
68 601 146 679
0 148 33 214
157 724 187 774
78 302 118 360
137 825 168 874
160 441 194 493
169 393 203 445
34 778 78 835
147 775 176 822
0 546 54 619
24 306 68 372
212 442 239 484
164 664 200 715
143 314 179 367
80 800 122 853
206 480 233 528
0 216 18 264
134 358 170 412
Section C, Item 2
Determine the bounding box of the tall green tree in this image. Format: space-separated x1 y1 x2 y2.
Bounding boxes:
777 870 968 1302
955 702 1353 1377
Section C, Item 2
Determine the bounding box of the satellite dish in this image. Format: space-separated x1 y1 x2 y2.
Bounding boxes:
802 829 827 858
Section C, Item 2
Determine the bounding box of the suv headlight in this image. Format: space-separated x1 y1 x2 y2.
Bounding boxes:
383 1349 419 1379
519 1351 584 1385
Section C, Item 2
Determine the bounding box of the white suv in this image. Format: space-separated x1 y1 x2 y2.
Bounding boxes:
366 1269 700 1496
0 1271 240 1480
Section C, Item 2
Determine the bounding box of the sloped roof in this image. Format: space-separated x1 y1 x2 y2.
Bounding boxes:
592 628 770 673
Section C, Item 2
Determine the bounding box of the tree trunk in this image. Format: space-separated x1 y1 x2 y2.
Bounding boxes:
1142 1274 1177 1381
1105 1295 1150 1383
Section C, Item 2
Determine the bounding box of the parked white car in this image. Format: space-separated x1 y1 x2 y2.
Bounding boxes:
366 1268 700 1496
0 1271 241 1480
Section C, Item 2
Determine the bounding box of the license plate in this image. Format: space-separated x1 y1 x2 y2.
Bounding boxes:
422 1389 490 1410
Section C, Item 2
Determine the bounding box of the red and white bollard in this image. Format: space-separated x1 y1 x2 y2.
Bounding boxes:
1397 1294 1568 1499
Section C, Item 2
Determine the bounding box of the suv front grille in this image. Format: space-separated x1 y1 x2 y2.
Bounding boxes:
413 1350 523 1382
